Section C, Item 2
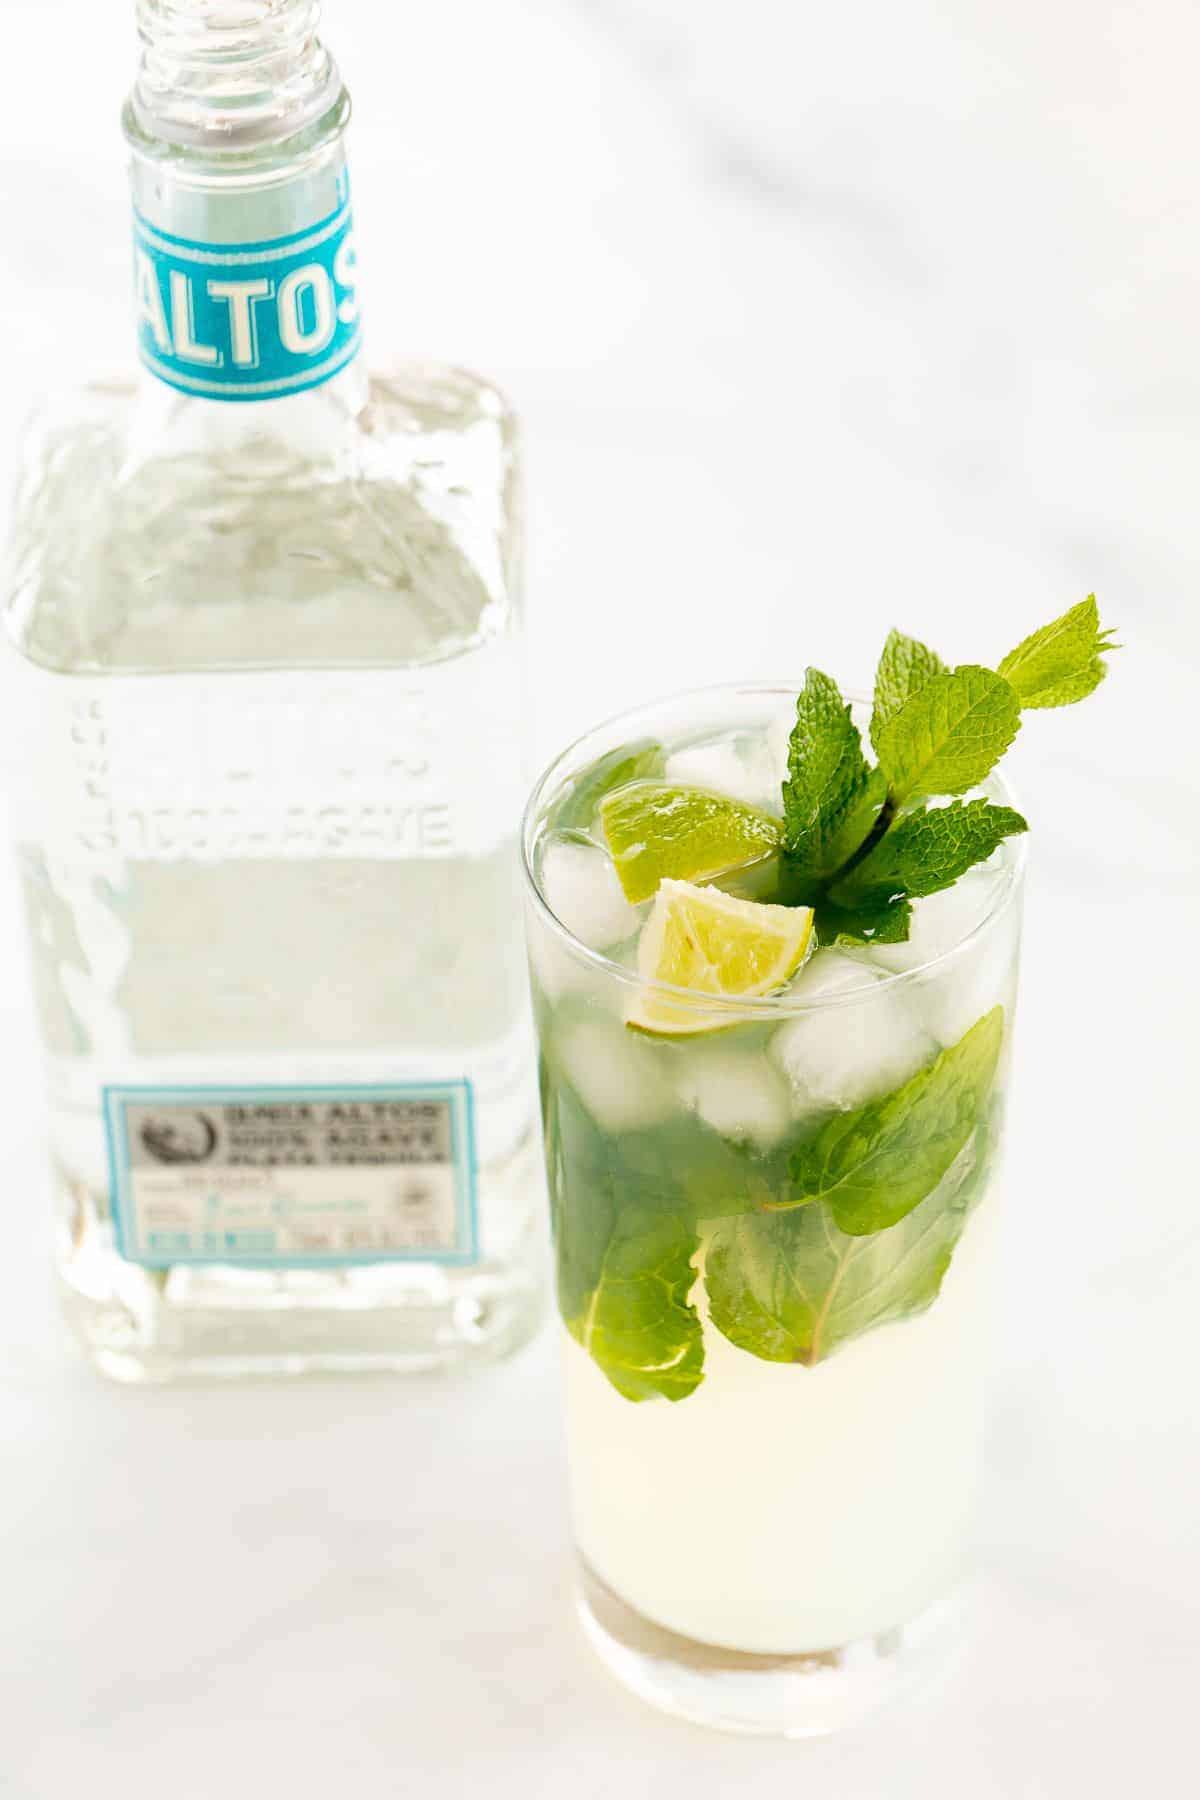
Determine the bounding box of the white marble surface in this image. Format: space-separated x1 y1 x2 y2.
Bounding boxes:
1 1 1198 1793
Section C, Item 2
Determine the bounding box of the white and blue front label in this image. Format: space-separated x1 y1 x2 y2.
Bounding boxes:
133 198 361 401
103 1083 479 1268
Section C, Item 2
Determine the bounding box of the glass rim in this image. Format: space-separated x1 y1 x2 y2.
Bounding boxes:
520 682 1027 1019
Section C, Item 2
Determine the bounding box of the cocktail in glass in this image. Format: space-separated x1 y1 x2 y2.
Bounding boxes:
522 685 1024 1736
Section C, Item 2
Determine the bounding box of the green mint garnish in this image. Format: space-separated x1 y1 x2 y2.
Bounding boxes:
782 1008 1004 1235
870 628 948 751
813 890 912 948
705 1115 990 1367
997 593 1118 709
872 664 1021 806
780 669 881 886
830 798 1028 909
780 596 1115 944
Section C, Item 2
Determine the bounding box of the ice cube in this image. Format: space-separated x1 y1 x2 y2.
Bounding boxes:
744 733 786 816
664 738 779 813
553 1013 675 1133
672 1042 791 1149
918 952 1014 1050
769 949 936 1115
867 871 998 975
863 869 1014 1047
527 920 600 1005
765 709 795 785
540 836 643 951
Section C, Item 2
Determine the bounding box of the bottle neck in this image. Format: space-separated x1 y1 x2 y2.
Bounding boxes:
124 0 365 414
128 0 341 153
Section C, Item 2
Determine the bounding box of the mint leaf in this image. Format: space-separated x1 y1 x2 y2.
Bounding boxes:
544 1077 780 1400
873 665 1021 804
548 1071 786 1230
705 1128 988 1366
832 799 1027 906
998 595 1118 710
568 1206 704 1403
781 670 877 885
784 1007 1005 1234
546 1091 704 1402
814 891 912 948
871 629 948 753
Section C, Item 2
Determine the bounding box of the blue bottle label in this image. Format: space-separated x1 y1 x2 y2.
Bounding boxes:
103 1082 479 1268
133 199 361 401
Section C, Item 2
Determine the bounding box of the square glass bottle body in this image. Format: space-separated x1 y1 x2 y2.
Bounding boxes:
4 361 542 1382
2 2 544 1381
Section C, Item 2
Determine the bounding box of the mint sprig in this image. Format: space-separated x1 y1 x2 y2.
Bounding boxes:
830 798 1029 909
705 1122 989 1367
548 1005 1006 1389
703 1009 1004 1368
781 1007 1004 1234
813 891 912 947
870 629 948 751
780 669 881 886
873 665 1021 805
997 593 1118 709
781 597 1115 944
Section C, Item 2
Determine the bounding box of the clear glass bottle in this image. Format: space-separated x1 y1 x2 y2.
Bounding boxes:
1 0 543 1381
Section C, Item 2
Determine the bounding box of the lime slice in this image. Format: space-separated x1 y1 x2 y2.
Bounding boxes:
600 781 782 904
627 879 814 1036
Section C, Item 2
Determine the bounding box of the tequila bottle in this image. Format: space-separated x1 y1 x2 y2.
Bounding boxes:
2 0 543 1381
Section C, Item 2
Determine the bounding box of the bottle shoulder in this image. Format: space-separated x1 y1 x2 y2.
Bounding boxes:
4 364 523 677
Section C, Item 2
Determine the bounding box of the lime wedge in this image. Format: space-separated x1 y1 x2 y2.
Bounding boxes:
627 879 814 1036
600 781 782 904
557 739 665 833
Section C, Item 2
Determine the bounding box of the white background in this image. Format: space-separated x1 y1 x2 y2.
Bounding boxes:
1 1 1197 1794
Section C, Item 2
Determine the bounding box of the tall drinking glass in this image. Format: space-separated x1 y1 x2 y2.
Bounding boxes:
522 686 1024 1736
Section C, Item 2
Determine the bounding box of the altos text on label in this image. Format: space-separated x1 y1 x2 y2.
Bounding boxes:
133 201 361 401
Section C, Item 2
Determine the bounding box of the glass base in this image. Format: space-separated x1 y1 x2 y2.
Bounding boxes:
576 1560 963 1738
